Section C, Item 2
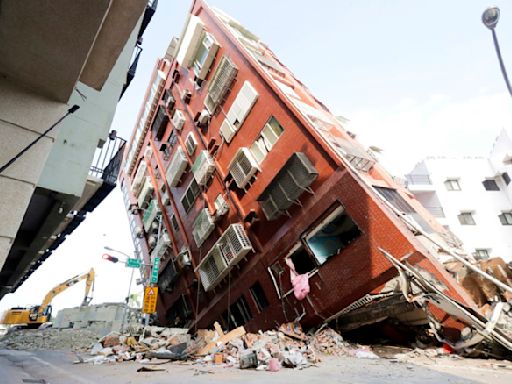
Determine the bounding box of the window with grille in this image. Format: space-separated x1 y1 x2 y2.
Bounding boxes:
250 116 284 164
445 179 461 191
499 212 512 225
458 212 476 225
249 282 269 312
483 179 500 191
181 179 200 213
204 56 238 113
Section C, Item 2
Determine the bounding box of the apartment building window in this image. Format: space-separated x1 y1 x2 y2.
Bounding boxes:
474 249 490 260
499 212 512 225
221 296 252 329
445 179 461 191
193 33 219 80
374 186 415 213
502 172 511 185
249 282 269 312
483 179 500 191
250 116 284 164
458 211 476 225
171 214 180 232
303 206 361 265
181 179 200 213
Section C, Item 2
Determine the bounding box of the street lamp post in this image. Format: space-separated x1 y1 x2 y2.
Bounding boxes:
482 6 512 98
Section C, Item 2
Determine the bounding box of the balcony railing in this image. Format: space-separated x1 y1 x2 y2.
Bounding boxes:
425 206 445 218
90 133 126 185
405 174 432 185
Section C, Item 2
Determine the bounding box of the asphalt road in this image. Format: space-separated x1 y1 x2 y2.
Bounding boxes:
1 349 511 384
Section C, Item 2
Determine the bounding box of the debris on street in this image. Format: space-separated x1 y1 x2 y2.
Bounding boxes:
0 328 99 351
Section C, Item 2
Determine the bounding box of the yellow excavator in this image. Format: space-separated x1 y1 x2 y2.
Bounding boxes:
1 268 95 328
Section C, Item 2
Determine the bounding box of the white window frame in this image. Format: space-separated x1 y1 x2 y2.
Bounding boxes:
445 178 461 191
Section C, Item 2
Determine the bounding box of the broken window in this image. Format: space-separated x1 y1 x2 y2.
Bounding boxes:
250 282 269 312
483 179 500 191
165 295 192 328
303 206 361 265
221 296 252 330
289 245 317 274
458 211 476 225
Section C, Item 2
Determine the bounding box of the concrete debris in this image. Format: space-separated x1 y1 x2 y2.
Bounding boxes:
0 328 98 351
77 321 378 371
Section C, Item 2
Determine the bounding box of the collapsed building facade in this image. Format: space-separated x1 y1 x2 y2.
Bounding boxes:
119 0 512 356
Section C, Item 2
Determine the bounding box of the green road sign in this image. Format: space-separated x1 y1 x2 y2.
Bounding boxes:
126 258 141 268
150 257 160 284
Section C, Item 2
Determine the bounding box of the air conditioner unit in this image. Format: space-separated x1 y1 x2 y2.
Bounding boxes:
228 148 259 189
197 109 210 125
135 226 144 238
166 146 188 187
177 247 192 268
137 176 154 208
182 89 192 104
165 94 175 114
148 235 157 249
192 208 215 247
192 150 215 186
161 191 170 205
260 195 281 221
194 33 220 80
185 132 197 156
219 119 236 143
219 223 253 265
199 244 228 292
152 232 171 259
214 194 229 217
144 145 153 159
172 110 185 131
143 200 158 232
131 160 147 196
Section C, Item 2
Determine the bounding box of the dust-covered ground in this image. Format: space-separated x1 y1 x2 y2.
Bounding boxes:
0 328 98 351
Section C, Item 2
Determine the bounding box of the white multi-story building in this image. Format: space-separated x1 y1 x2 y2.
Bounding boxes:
406 129 512 262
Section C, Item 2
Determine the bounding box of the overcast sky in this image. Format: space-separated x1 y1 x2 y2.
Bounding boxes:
1 0 512 317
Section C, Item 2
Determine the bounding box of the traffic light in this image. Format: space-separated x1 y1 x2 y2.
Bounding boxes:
102 253 119 263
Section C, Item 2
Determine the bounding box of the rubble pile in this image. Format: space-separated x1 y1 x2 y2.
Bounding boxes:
0 328 98 351
83 322 379 370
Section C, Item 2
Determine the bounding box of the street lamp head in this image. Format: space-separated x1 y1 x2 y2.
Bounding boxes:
482 6 500 30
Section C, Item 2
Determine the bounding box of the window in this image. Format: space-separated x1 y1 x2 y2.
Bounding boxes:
374 187 415 213
499 212 512 225
502 172 511 186
171 214 179 232
250 116 284 164
192 33 219 80
458 212 476 225
181 179 200 213
445 179 461 191
483 179 500 191
221 296 252 330
304 206 361 265
249 282 269 312
474 249 490 260
289 245 316 274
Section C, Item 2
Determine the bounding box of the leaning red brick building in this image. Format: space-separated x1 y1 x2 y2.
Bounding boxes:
119 1 512 349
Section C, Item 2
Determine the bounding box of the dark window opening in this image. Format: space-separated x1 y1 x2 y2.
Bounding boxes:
221 296 252 330
305 207 361 265
374 187 415 213
290 246 316 274
483 179 500 191
165 295 192 328
502 172 511 186
249 282 269 312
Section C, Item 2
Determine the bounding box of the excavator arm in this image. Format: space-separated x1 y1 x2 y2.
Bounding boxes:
37 268 95 317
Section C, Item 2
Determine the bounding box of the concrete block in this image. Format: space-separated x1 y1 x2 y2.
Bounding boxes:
0 122 54 184
0 177 35 238
0 77 68 137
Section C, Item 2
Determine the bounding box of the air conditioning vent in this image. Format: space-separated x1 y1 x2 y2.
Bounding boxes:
192 208 215 247
151 231 171 259
258 152 318 220
165 94 176 114
143 199 158 232
177 247 192 268
192 150 215 186
219 223 253 264
228 148 259 189
161 191 170 205
197 109 210 126
132 160 147 196
214 194 229 217
185 132 197 156
193 33 220 80
172 110 185 131
197 223 253 292
219 119 236 143
137 176 154 208
176 15 205 67
166 146 188 187
204 56 238 114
